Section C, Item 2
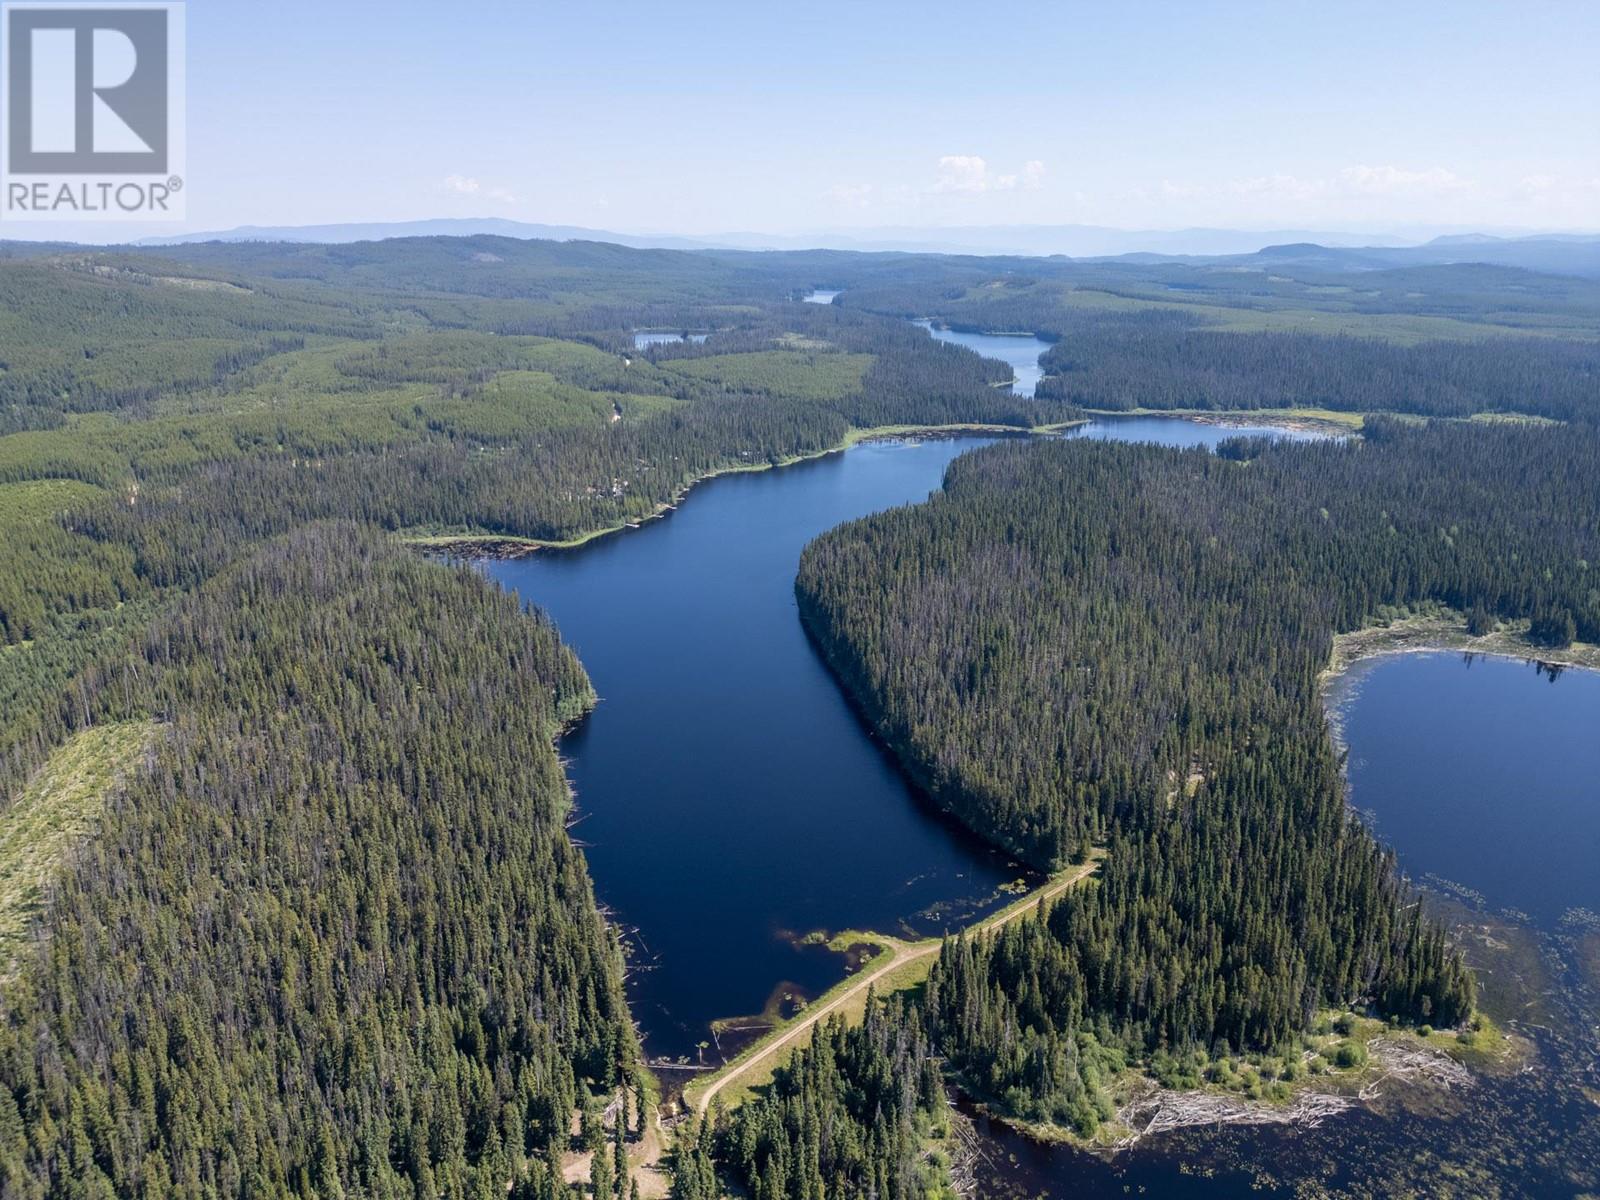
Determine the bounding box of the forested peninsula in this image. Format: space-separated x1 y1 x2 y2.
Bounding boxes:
793 419 1597 1135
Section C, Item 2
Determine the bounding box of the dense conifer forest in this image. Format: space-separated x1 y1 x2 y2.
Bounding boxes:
674 997 953 1200
0 525 637 1197
2 235 1598 1194
793 420 1600 1131
0 237 1072 1198
829 256 1600 423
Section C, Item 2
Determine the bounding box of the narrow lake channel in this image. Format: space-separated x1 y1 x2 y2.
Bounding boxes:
482 416 1323 1067
481 360 1595 1193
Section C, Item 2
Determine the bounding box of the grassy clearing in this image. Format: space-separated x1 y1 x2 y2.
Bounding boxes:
1050 286 1597 345
0 721 156 976
662 350 874 401
1466 410 1565 427
0 478 109 522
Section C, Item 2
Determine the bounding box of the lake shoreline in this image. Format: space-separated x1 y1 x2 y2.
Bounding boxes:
1083 406 1366 435
402 419 1086 559
404 407 1349 560
1322 613 1600 688
952 1008 1516 1158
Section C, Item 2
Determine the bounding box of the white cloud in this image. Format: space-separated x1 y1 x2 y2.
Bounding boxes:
1513 172 1600 220
1154 165 1476 212
1337 164 1469 195
935 156 1046 194
935 155 992 193
442 174 518 205
1229 174 1327 201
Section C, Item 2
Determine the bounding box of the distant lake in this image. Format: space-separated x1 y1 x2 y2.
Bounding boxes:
1333 651 1600 927
914 319 1053 397
1068 413 1329 449
633 330 710 349
802 289 840 304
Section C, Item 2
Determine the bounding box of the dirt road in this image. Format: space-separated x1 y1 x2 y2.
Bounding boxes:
688 854 1101 1114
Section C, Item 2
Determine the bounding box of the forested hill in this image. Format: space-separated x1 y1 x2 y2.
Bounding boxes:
792 420 1600 1131
0 525 637 1197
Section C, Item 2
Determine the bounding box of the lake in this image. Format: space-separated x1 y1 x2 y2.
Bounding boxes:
1066 412 1327 449
486 438 1026 1067
913 319 1053 397
1334 651 1600 927
483 423 1594 1196
802 289 840 304
632 330 710 349
484 416 1329 1069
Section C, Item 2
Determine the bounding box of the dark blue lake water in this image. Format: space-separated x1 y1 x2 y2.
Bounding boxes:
483 422 1594 1196
484 418 1316 1064
1335 651 1600 927
486 438 1025 1064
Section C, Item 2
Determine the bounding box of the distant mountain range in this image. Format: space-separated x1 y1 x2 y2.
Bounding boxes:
115 219 1600 278
136 218 718 251
1203 235 1600 278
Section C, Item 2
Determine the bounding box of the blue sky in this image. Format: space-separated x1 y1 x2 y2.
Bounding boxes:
12 0 1600 239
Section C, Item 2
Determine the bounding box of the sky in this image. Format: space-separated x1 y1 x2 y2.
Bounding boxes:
7 0 1599 241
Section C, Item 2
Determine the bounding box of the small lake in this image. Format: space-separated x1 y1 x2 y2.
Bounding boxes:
1067 413 1328 450
1333 651 1600 927
914 319 1053 397
802 289 840 304
632 330 710 349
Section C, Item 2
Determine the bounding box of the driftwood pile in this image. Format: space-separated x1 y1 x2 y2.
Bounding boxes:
1113 1087 1353 1148
1359 1036 1474 1100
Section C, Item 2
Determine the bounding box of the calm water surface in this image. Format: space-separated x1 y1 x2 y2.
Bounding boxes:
484 418 1314 1065
1336 652 1600 925
632 330 710 349
485 424 1595 1195
486 439 1026 1064
913 319 1053 397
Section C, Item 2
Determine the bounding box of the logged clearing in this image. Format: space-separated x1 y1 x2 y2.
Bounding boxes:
0 721 156 975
